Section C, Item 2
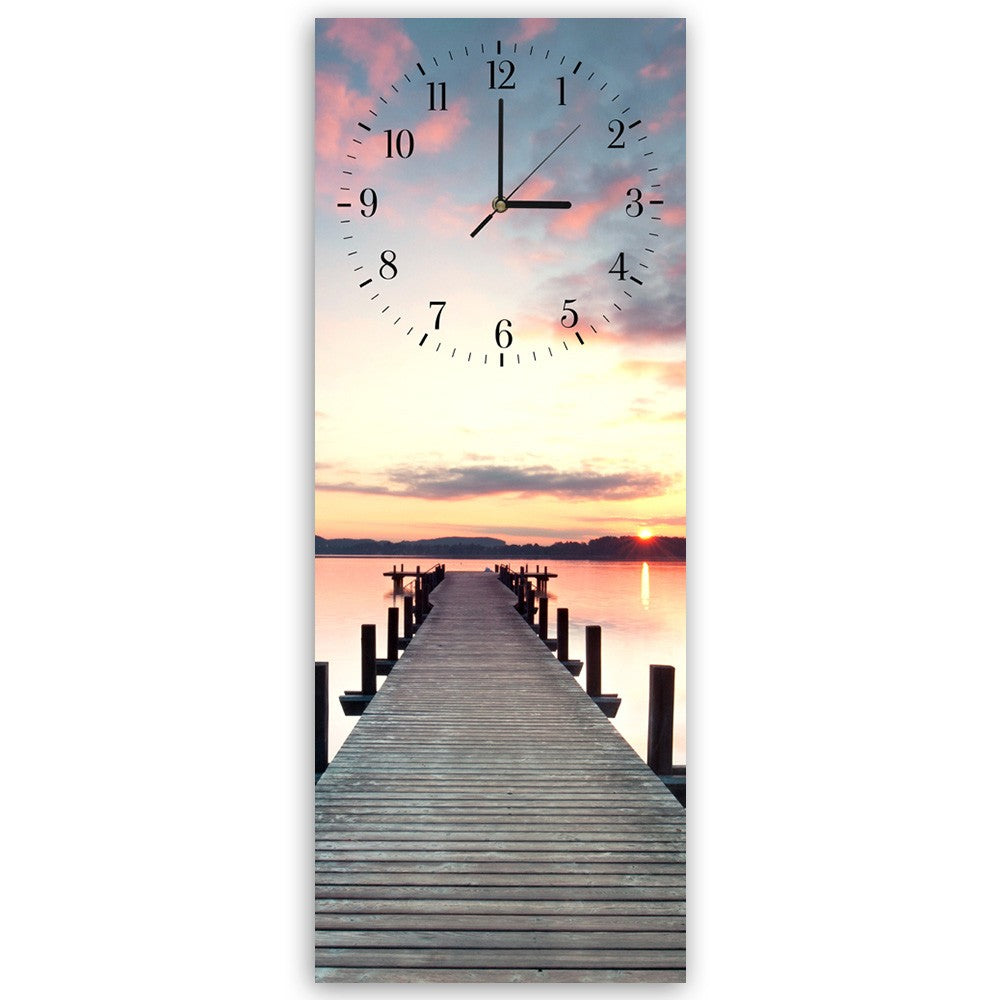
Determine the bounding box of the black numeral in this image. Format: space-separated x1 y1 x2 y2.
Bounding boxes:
384 129 414 158
379 250 398 280
557 76 566 106
360 188 378 217
607 119 626 149
429 301 446 329
625 188 643 217
494 318 513 348
488 60 516 90
427 82 447 111
609 252 628 280
561 299 578 328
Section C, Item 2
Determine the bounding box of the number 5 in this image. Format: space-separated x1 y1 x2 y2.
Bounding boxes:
561 299 579 329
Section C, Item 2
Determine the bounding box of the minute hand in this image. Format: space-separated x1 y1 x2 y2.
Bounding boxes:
504 200 572 209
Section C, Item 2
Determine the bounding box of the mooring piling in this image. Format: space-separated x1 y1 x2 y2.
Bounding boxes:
555 607 583 675
585 624 621 718
648 663 685 805
315 660 329 778
386 606 399 661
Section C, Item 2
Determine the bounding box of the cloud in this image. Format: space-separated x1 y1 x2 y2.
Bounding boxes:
318 463 672 501
322 18 415 91
629 404 686 423
573 513 687 529
640 62 673 81
648 92 686 133
605 288 686 345
638 35 686 84
414 97 471 153
550 175 638 239
512 19 557 42
618 359 687 387
314 70 368 163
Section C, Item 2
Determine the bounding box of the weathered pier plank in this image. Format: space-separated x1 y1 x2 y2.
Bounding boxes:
315 570 685 982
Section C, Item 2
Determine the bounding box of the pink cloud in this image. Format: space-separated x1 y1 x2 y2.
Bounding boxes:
640 62 673 81
639 39 685 83
647 91 686 133
666 255 686 279
315 70 369 161
660 205 685 226
414 98 471 153
549 176 640 239
323 18 415 91
515 175 555 200
512 18 557 42
619 359 687 386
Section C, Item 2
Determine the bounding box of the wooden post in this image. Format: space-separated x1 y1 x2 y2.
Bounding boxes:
647 664 676 775
538 596 549 640
315 661 329 775
557 608 569 661
361 624 376 696
414 576 424 626
585 625 602 696
387 606 399 660
403 595 413 638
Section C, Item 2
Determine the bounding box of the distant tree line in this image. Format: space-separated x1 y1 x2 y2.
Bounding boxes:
314 534 685 562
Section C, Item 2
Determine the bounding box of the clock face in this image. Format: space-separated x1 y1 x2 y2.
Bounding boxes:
333 36 674 367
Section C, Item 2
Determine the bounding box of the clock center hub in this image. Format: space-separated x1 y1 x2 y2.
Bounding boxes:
492 196 508 214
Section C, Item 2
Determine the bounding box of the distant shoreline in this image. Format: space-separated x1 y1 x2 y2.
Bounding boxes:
315 534 686 563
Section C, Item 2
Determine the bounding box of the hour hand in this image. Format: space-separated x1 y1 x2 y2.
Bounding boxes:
503 200 572 209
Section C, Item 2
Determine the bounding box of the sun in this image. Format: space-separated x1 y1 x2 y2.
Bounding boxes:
638 527 653 540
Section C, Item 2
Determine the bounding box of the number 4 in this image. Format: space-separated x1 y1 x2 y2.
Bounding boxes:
609 252 628 280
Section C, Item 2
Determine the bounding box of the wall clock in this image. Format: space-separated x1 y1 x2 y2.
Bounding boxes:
330 28 677 368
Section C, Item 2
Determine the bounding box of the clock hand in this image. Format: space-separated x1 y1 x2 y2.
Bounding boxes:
504 123 581 200
470 213 494 238
504 200 572 209
470 122 581 238
497 97 504 202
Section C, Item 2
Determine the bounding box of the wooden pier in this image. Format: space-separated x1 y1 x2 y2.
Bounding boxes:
315 570 685 982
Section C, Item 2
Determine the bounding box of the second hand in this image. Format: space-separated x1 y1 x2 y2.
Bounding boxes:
471 122 581 238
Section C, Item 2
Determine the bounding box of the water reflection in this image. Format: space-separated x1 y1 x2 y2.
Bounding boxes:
316 556 686 766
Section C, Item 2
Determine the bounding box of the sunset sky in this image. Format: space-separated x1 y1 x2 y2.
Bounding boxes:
315 18 685 544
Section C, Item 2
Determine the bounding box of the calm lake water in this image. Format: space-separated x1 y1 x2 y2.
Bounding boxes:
315 557 686 766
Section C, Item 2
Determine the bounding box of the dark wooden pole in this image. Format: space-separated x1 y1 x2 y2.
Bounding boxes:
414 576 424 626
585 625 602 696
538 596 549 640
315 661 329 775
557 608 569 660
361 624 376 696
387 606 399 660
403 595 414 638
647 664 676 775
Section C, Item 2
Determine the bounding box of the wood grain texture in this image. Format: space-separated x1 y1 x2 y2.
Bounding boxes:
314 570 685 982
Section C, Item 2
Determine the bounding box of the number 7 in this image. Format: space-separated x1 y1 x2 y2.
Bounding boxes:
429 301 446 329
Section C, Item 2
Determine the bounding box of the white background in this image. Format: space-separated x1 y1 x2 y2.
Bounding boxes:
3 2 998 996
